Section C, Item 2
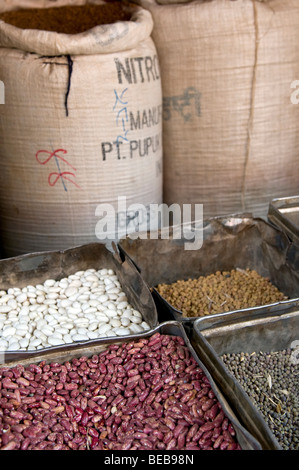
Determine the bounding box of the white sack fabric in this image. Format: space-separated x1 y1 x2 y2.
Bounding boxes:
139 0 299 218
0 0 163 256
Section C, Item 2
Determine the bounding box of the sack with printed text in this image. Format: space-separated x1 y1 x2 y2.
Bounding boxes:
139 0 299 218
0 0 162 256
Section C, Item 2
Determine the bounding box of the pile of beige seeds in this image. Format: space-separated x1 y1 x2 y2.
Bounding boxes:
156 268 287 317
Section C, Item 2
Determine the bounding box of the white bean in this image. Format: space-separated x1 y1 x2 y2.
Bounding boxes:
47 292 59 300
2 326 16 337
129 324 144 333
110 318 121 328
108 294 118 300
85 274 99 283
7 342 20 350
59 299 72 308
30 338 42 347
103 309 118 318
55 327 69 335
16 292 27 304
72 333 89 341
88 322 99 331
63 334 73 344
132 309 142 318
44 279 56 287
84 307 97 314
7 299 18 309
60 322 74 330
19 306 30 316
96 315 109 323
0 294 13 303
19 338 29 348
48 336 63 346
69 280 82 288
105 285 119 293
0 267 147 351
15 328 28 337
122 309 133 318
87 331 98 340
33 331 47 343
65 287 78 297
117 301 129 310
114 327 130 336
97 323 112 334
41 326 54 336
0 339 8 349
130 315 142 324
121 317 131 327
68 306 82 315
0 305 12 313
6 289 16 295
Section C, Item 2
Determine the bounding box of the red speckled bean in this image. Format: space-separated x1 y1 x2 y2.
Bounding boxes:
1 440 17 450
166 438 177 450
214 435 224 449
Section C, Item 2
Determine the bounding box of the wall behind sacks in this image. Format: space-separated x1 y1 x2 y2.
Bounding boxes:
139 0 299 218
0 0 163 257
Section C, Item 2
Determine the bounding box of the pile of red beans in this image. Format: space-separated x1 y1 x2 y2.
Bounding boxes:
0 333 241 450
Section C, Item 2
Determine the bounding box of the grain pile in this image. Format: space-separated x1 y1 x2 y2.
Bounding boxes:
0 3 132 34
156 269 287 317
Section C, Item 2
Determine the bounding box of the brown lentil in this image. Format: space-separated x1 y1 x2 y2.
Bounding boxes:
221 349 298 450
156 268 287 318
0 3 133 35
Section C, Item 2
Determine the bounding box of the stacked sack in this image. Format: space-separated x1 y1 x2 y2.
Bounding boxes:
0 0 163 256
138 0 299 218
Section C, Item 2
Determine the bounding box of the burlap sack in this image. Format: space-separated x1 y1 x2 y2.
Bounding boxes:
139 0 299 218
0 0 162 256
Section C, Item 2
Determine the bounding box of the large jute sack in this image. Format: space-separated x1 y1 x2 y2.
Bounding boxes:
0 0 162 257
139 0 299 218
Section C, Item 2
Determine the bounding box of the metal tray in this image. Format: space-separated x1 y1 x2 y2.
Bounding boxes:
191 306 299 450
2 320 262 450
0 243 158 363
268 196 299 245
118 215 299 324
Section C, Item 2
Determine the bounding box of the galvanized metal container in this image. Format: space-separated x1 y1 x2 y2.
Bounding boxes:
0 243 158 363
2 320 262 450
268 196 299 246
191 305 299 450
118 215 299 324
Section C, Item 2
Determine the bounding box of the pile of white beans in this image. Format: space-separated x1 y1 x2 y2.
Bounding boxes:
0 268 150 351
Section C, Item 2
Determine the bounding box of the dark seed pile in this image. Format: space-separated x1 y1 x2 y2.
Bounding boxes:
221 349 299 450
156 268 287 318
0 3 133 35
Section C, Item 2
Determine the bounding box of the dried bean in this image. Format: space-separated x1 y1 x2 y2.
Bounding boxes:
0 333 241 450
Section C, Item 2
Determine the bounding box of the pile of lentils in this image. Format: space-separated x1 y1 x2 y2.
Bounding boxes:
221 349 298 450
0 268 150 352
156 268 287 317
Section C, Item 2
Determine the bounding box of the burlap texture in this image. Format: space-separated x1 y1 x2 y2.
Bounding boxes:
0 0 163 256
